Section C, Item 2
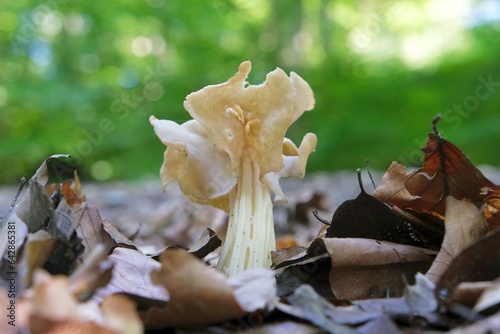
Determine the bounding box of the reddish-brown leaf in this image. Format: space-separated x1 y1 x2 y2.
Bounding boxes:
374 130 500 230
435 228 500 306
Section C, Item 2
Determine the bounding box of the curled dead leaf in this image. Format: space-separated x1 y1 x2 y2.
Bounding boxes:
143 249 276 328
426 196 489 284
436 228 500 306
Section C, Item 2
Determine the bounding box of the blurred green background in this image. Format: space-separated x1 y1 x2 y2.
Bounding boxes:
1 0 500 184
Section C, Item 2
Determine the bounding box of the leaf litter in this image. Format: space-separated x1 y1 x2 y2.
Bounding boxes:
1 116 500 333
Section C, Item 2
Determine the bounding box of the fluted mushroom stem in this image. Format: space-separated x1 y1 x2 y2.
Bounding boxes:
216 154 276 276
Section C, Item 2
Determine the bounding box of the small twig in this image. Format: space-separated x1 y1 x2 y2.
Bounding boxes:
431 113 442 136
365 159 376 190
312 210 331 226
356 168 366 194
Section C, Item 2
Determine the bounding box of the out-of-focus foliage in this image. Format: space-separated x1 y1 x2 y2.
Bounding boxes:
1 0 499 184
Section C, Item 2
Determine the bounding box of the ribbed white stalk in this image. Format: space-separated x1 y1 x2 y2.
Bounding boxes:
217 154 276 276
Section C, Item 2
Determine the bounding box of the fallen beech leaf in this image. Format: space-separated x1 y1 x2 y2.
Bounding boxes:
325 174 435 249
272 240 333 299
187 228 222 259
44 170 86 208
321 237 436 300
426 196 488 284
143 249 275 328
102 220 137 248
15 155 72 223
446 311 500 334
374 121 500 229
26 181 54 233
404 273 438 314
68 245 114 301
74 203 135 259
227 267 276 312
144 249 243 328
11 158 84 278
175 321 322 334
283 284 357 334
356 315 400 334
42 197 84 276
474 278 500 314
101 294 143 334
278 285 403 333
276 257 333 299
239 321 322 334
96 247 167 306
24 269 113 334
19 230 59 287
452 281 493 307
436 228 500 305
271 245 309 268
274 237 435 300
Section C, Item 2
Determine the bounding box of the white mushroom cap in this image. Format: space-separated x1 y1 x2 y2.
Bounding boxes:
150 61 317 210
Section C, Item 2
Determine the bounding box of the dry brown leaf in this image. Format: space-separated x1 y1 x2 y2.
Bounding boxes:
20 269 113 334
68 245 114 301
143 249 244 328
321 237 436 300
74 203 135 259
95 247 168 306
44 171 86 208
435 227 500 308
187 228 222 259
446 311 500 334
227 268 276 312
19 230 59 287
102 220 136 249
474 278 500 314
453 282 495 307
101 294 143 334
372 161 418 211
142 249 276 328
274 237 435 301
426 196 488 284
374 130 500 230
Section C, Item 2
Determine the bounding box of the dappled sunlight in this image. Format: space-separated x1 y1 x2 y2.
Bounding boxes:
0 0 499 183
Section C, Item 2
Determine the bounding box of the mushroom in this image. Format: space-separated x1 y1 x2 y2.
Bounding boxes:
150 61 317 276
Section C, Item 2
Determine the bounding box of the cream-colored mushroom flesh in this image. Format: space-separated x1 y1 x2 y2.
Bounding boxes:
150 61 316 276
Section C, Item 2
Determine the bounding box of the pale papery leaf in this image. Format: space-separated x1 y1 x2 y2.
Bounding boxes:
187 228 222 259
68 245 114 301
452 281 496 307
426 196 488 284
227 267 277 312
404 272 438 314
95 247 168 305
18 230 59 287
101 294 143 334
320 238 436 300
474 278 500 313
446 311 500 334
142 249 245 328
74 203 135 259
435 228 500 306
26 270 110 333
